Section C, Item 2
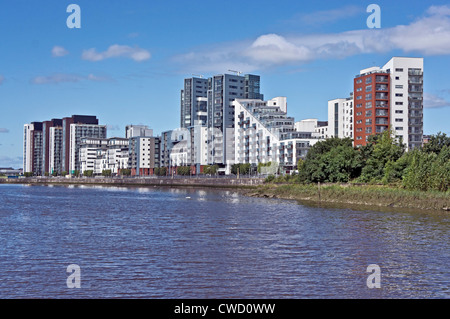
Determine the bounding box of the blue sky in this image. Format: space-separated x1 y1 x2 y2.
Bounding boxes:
1 0 450 168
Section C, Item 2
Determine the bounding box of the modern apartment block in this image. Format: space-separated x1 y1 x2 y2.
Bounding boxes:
107 138 130 174
295 119 329 139
382 57 424 150
353 57 423 149
79 137 108 174
125 124 153 139
42 119 63 175
48 126 63 175
69 122 107 174
23 122 43 175
129 136 160 176
354 68 390 146
234 97 321 172
62 115 105 174
180 77 208 128
328 96 354 139
206 73 263 167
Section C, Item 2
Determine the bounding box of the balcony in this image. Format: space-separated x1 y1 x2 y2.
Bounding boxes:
375 110 388 116
375 118 389 125
375 85 388 91
375 93 389 100
376 76 388 83
376 102 389 108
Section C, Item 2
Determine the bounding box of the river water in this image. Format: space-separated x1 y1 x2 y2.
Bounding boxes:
0 184 448 299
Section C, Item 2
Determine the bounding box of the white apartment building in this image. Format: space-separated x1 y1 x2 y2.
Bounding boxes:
128 136 160 176
295 119 329 139
382 57 424 150
234 98 322 172
79 137 108 174
107 138 130 174
69 123 107 174
48 126 63 175
125 125 153 139
328 96 354 139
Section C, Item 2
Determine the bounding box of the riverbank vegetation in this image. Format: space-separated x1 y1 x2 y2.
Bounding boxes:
260 131 449 210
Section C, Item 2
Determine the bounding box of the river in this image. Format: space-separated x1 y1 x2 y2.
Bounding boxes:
0 184 448 298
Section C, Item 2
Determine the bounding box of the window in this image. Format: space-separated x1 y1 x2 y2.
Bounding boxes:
366 102 372 108
395 118 403 122
395 85 403 89
357 136 362 140
356 79 363 84
366 111 372 117
395 76 400 80
395 127 403 131
395 93 403 97
366 85 372 92
366 77 372 84
395 110 403 114
356 112 362 116
366 94 372 100
395 68 404 72
395 102 403 105
357 96 362 100
357 87 362 92
356 103 362 108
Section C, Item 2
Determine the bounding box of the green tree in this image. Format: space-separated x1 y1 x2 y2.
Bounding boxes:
120 169 131 176
423 132 450 154
24 172 33 177
177 166 191 176
359 129 405 183
84 170 94 177
301 137 361 183
102 170 112 177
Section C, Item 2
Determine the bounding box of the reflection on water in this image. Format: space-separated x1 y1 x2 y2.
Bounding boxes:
0 184 448 299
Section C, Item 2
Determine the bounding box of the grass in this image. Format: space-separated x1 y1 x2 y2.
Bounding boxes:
249 183 450 211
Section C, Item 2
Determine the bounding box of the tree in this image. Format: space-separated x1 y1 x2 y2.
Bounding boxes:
120 169 131 176
423 132 450 154
177 166 191 176
84 170 94 177
61 171 67 176
24 172 33 177
102 170 112 177
301 137 362 183
204 165 219 175
359 129 405 183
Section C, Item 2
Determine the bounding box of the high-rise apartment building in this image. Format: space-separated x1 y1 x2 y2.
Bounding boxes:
62 115 104 173
69 123 107 174
23 122 43 175
180 77 208 128
382 57 424 150
48 126 63 175
42 119 63 175
328 96 354 139
353 57 423 150
125 125 153 139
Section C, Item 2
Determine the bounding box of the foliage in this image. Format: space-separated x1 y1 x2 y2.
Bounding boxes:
84 170 94 177
24 172 33 177
422 132 450 154
61 171 67 176
101 170 112 177
358 129 405 183
120 169 131 176
204 165 219 175
177 166 191 176
232 163 252 175
300 137 362 183
52 171 58 177
154 167 168 176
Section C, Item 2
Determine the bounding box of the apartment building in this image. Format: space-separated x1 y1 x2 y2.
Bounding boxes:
23 122 43 175
353 57 423 149
234 98 321 172
129 136 160 176
48 126 63 175
328 96 354 139
79 137 108 174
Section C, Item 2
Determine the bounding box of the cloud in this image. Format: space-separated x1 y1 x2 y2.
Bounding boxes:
82 44 151 62
32 73 112 84
424 93 450 109
0 128 9 133
173 5 450 73
0 75 4 85
52 46 69 57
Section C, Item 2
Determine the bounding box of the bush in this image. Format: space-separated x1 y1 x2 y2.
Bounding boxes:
102 170 112 177
177 166 191 176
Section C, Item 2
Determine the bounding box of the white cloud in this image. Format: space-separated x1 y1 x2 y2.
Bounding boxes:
173 5 450 72
424 93 450 108
32 73 112 84
290 5 363 26
0 156 23 168
52 46 69 57
82 44 151 62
